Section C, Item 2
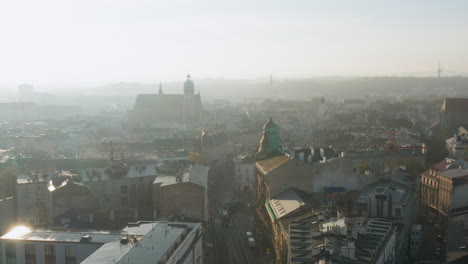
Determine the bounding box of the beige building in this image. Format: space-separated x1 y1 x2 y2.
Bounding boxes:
420 158 468 224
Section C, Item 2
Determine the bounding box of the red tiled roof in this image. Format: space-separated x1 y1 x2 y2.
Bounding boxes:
421 158 456 177
432 158 455 171
441 98 468 113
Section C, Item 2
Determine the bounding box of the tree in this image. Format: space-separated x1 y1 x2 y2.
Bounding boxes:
0 169 20 198
424 129 450 165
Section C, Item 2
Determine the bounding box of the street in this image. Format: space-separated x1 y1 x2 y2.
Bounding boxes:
207 158 263 264
416 218 445 263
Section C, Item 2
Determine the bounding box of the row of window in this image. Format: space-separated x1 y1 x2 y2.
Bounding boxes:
22 189 46 200
422 177 438 187
6 243 76 264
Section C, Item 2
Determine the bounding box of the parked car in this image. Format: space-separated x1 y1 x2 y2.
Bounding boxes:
248 237 256 248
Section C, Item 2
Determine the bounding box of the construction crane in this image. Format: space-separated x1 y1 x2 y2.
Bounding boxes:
389 129 427 152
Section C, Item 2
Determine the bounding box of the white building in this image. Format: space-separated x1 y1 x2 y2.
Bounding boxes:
15 175 52 226
0 221 203 264
233 153 256 196
446 127 468 159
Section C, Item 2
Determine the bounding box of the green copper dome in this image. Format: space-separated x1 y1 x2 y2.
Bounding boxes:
256 118 282 160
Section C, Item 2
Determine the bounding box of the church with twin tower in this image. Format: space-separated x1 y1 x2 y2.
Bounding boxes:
128 74 202 124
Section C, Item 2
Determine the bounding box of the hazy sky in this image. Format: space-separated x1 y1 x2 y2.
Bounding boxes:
0 0 467 86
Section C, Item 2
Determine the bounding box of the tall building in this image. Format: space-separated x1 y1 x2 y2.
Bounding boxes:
128 75 202 124
439 98 468 132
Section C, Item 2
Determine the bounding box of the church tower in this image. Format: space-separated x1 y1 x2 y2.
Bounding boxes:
184 74 195 94
183 74 201 122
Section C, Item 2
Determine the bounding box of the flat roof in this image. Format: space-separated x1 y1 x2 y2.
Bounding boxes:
16 164 158 185
440 169 468 179
82 222 199 264
0 226 121 244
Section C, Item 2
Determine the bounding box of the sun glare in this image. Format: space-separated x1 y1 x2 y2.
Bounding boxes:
2 225 31 239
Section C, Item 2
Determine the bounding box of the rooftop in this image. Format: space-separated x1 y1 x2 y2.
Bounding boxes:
0 226 121 244
269 188 305 219
153 164 209 188
16 163 159 185
357 182 412 206
82 222 201 264
255 155 291 175
440 168 468 179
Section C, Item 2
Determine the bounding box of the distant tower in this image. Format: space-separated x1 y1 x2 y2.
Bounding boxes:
437 62 443 78
183 74 201 122
158 83 163 95
270 74 280 98
184 74 195 94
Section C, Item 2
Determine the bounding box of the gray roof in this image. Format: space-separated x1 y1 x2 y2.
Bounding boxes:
269 188 305 219
357 182 411 206
440 169 468 179
82 222 201 264
153 164 209 188
16 164 158 185
0 227 121 244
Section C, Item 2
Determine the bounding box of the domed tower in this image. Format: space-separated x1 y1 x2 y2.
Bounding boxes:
184 74 195 94
256 118 282 160
183 74 201 123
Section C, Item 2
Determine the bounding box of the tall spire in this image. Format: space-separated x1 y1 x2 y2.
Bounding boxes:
437 62 443 78
158 83 163 94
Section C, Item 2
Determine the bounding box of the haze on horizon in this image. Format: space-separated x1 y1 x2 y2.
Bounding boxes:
1 0 468 87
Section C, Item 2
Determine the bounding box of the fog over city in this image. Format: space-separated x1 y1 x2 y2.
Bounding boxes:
0 0 467 87
0 1 468 264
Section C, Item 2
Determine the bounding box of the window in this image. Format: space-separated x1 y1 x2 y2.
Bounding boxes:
120 185 128 195
23 192 30 200
65 246 76 264
24 204 31 213
25 244 36 264
44 245 56 264
394 208 402 217
353 168 356 173
121 196 128 207
129 184 136 195
6 243 16 264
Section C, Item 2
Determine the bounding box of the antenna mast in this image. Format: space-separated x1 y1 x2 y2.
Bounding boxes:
437 62 443 78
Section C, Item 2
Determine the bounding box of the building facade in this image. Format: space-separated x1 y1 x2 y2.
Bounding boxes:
420 158 468 224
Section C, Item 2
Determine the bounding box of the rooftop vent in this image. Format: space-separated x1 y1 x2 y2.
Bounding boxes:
80 235 92 243
120 237 129 245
